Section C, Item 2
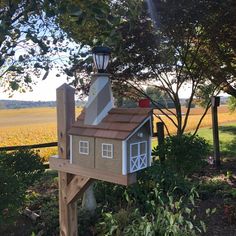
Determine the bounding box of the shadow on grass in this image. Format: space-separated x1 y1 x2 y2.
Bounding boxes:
218 125 236 135
221 137 236 158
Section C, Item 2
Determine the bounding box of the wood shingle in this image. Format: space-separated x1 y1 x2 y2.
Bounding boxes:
68 108 152 140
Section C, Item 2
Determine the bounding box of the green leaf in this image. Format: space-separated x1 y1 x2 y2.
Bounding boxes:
9 81 19 90
185 207 191 214
206 208 210 215
200 220 206 232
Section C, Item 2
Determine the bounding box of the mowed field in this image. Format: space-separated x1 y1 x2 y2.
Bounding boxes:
0 106 236 160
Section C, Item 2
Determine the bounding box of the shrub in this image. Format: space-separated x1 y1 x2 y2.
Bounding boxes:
0 149 45 187
153 134 210 176
0 149 45 223
36 196 59 236
95 161 206 236
0 165 24 224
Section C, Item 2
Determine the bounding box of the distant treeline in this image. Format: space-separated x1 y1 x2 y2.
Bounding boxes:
0 100 86 109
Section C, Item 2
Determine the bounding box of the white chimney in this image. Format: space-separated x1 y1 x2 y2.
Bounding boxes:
84 46 113 125
84 73 113 125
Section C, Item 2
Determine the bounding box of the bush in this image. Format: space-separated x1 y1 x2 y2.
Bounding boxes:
95 161 206 236
0 149 45 223
0 149 45 187
0 165 24 224
153 134 210 176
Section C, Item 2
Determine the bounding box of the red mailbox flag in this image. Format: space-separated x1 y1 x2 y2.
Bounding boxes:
139 99 150 108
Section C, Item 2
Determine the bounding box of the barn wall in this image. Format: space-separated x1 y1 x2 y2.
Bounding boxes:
95 138 122 174
72 136 95 168
126 120 151 172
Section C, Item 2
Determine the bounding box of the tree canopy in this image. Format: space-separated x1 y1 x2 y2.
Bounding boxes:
53 0 222 135
0 0 73 93
1 0 235 134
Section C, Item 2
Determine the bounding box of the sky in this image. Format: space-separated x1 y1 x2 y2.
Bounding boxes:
0 71 228 101
0 76 192 101
0 71 68 101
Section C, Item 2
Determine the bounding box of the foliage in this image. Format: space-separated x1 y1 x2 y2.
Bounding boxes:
0 149 45 187
224 204 236 225
36 196 59 235
194 83 217 108
0 163 24 224
0 149 44 223
0 0 76 93
24 170 59 235
77 208 98 235
228 96 236 112
56 0 219 136
95 162 205 235
145 86 169 108
152 0 236 98
153 134 210 176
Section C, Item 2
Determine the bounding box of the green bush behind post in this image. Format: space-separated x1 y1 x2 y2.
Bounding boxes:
0 149 45 224
153 134 210 176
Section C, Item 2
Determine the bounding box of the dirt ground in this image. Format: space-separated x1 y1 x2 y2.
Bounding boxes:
196 159 236 236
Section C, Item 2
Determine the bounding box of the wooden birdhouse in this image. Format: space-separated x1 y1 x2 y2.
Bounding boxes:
68 71 153 182
50 47 153 187
49 47 153 235
69 107 153 175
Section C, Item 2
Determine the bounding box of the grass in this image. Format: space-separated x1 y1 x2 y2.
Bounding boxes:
197 122 236 158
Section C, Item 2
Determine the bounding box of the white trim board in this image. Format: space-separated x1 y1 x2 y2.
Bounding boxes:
149 136 152 166
122 140 127 175
70 135 73 164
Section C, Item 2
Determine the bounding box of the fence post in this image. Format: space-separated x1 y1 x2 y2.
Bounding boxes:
211 96 221 168
156 122 165 164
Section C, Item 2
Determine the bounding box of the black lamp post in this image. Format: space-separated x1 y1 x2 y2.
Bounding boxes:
92 46 111 73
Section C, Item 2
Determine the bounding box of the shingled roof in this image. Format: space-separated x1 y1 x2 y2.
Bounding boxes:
68 108 153 140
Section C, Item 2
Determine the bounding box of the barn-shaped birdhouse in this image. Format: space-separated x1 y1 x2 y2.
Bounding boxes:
50 46 153 186
49 47 154 235
69 106 153 175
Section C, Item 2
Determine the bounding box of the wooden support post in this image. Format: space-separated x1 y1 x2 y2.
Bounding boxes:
211 96 221 168
56 84 92 236
156 122 165 164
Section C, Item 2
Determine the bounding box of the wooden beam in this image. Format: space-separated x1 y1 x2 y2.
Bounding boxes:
66 176 93 204
211 96 221 168
156 122 165 163
49 156 137 186
57 84 92 236
0 142 58 151
58 172 78 236
56 84 75 159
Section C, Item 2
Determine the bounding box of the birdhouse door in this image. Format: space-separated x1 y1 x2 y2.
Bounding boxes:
130 141 147 173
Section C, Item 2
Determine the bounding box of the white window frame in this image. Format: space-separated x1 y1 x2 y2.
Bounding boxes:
79 141 89 155
102 143 113 159
130 141 147 173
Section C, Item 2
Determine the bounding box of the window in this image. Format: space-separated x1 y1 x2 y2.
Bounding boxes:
102 143 113 159
79 141 89 155
130 141 147 173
